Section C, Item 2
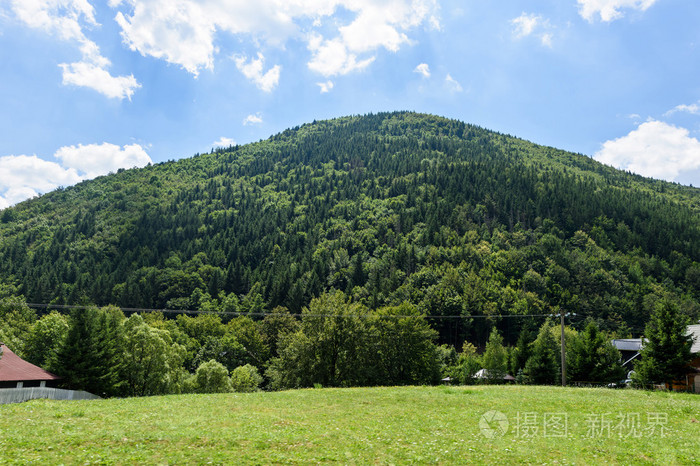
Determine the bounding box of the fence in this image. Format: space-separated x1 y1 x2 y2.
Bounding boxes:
0 387 100 404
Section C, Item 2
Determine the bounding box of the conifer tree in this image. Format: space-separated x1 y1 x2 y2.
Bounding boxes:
632 300 693 388
524 320 559 385
51 306 125 396
568 320 625 384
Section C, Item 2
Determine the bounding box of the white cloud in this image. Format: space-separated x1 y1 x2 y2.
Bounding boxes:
233 53 281 92
12 1 439 89
0 142 153 208
10 0 98 41
414 63 430 78
212 137 236 147
10 0 140 99
307 1 438 77
594 120 700 181
540 33 553 48
60 62 141 100
445 74 462 92
317 80 334 93
0 155 82 209
511 13 553 47
243 114 263 125
577 0 658 22
511 13 540 38
111 0 439 79
665 102 700 116
307 35 376 77
115 0 217 76
54 143 152 178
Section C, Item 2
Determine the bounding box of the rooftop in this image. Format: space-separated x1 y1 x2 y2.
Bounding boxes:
611 339 644 352
0 344 61 382
687 324 700 354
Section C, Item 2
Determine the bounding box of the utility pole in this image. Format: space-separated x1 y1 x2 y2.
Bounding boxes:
561 312 566 387
557 312 575 387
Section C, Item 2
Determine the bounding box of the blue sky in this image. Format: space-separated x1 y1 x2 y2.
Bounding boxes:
1 0 700 208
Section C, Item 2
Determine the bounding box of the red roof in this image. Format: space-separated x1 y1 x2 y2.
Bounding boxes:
0 344 61 382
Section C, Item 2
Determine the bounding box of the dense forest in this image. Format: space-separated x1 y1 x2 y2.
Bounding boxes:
2 111 700 353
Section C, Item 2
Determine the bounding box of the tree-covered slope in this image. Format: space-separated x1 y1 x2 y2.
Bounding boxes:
1 112 699 344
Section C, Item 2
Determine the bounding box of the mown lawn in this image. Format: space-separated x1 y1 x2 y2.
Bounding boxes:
0 385 698 464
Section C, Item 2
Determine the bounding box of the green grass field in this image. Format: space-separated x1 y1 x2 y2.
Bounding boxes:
0 385 698 464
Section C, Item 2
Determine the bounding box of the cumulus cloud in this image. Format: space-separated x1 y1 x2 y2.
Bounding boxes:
243 114 263 125
414 63 431 78
317 80 334 93
511 13 553 47
10 0 141 99
115 0 217 76
577 0 658 22
111 0 439 79
307 34 376 77
0 155 82 209
307 1 439 77
11 1 439 90
445 74 462 92
212 137 236 148
233 53 281 92
54 143 152 178
0 142 151 208
594 120 700 181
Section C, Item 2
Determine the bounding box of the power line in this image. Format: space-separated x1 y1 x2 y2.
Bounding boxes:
14 302 563 320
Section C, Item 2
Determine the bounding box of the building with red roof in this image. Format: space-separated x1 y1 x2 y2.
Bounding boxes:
0 343 61 389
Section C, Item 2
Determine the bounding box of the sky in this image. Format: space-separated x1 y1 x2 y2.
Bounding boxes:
1 0 700 208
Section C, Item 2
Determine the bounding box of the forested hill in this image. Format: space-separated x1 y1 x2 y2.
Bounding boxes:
2 112 700 344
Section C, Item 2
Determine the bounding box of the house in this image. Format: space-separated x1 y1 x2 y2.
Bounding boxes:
473 368 516 383
676 324 700 393
0 343 100 404
0 343 61 389
611 338 644 369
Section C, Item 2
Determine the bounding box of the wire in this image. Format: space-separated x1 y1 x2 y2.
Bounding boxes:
14 302 563 320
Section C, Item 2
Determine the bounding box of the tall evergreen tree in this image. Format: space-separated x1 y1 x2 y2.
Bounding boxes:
568 320 625 384
510 324 535 376
51 306 125 396
632 300 693 388
524 320 560 385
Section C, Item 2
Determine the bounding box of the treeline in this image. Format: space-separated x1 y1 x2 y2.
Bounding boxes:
1 112 700 348
3 283 695 395
1 288 674 396
0 290 440 394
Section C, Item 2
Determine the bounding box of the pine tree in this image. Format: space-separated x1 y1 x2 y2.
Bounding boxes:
632 300 693 388
51 306 125 396
568 320 625 384
510 324 535 376
524 320 559 385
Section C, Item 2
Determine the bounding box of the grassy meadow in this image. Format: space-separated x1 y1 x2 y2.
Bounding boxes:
0 385 698 464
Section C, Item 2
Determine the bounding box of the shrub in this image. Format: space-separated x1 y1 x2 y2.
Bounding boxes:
231 364 263 392
193 359 232 393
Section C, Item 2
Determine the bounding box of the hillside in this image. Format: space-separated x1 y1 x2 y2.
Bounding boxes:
1 112 700 345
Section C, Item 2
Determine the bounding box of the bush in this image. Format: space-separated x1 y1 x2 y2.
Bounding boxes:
231 364 263 392
193 359 232 393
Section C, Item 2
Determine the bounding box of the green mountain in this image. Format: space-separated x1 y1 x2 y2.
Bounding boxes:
2 112 699 345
